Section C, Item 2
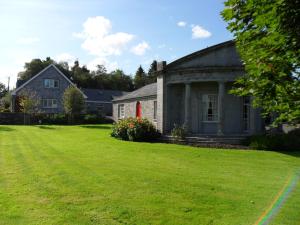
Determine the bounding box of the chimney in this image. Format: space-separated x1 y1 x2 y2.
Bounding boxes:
156 61 167 72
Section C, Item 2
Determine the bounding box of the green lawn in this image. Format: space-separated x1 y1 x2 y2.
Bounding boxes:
0 125 299 225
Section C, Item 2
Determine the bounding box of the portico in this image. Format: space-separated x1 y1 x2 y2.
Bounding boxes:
156 40 264 136
165 79 234 135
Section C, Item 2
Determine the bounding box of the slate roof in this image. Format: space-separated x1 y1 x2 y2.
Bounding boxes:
82 88 126 102
113 83 157 102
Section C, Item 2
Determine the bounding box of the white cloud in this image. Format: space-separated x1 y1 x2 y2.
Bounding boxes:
87 57 118 72
55 53 75 65
191 25 212 39
17 37 40 45
74 16 134 57
131 41 150 56
177 21 187 27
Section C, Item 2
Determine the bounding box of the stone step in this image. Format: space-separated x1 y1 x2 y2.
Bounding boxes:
161 135 247 145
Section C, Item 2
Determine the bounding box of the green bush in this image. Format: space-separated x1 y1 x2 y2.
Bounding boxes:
34 113 109 125
36 114 68 125
171 123 186 140
244 129 300 151
111 117 160 142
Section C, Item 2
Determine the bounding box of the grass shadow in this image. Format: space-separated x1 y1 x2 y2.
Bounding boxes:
276 150 300 158
79 125 111 130
0 126 15 132
35 125 56 130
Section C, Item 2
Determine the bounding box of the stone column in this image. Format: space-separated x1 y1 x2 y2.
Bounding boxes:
184 82 191 132
217 81 225 135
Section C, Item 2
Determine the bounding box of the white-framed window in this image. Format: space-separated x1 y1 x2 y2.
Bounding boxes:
202 94 218 121
243 96 250 131
153 101 157 120
44 79 59 88
118 104 125 119
41 99 58 108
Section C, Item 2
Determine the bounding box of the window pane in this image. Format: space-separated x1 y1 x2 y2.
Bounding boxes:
44 79 50 88
118 104 125 118
54 80 59 88
52 99 57 108
203 94 218 121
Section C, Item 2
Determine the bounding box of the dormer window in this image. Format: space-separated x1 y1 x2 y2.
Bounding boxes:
44 79 59 88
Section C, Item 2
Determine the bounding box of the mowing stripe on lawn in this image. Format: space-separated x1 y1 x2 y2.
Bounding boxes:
254 170 300 225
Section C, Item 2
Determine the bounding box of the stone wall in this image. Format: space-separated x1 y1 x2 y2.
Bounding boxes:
0 113 25 124
112 96 157 125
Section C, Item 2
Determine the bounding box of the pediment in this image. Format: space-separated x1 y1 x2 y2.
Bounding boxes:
167 41 243 70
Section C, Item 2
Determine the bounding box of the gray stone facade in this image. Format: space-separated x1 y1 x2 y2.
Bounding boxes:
12 65 78 113
113 96 157 125
113 40 264 136
112 83 158 126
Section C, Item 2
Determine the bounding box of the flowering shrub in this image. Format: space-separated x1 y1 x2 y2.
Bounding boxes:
171 123 186 140
111 117 160 141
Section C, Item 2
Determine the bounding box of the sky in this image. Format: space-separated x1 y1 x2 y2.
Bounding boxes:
0 0 232 88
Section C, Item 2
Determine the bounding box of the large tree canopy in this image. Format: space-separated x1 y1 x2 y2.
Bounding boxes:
222 0 300 125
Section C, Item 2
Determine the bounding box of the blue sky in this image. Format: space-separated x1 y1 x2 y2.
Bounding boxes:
0 0 232 88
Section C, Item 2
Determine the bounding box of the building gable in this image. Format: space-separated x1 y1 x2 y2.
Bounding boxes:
12 64 87 98
166 40 243 71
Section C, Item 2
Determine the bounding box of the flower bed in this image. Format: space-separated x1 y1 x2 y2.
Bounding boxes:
111 117 160 141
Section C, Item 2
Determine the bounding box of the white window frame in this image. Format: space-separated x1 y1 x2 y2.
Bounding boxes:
202 94 218 122
118 104 125 119
44 79 59 88
42 99 58 108
153 100 157 120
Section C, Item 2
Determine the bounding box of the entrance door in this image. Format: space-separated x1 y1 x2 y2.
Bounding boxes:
136 101 142 118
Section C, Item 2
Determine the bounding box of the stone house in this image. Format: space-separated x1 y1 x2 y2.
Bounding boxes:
113 82 158 124
11 64 124 115
113 40 264 136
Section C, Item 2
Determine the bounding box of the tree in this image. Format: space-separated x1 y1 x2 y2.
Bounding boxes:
18 89 40 124
91 65 109 89
134 65 147 89
147 60 158 84
222 0 300 125
70 60 93 88
63 86 85 123
0 91 12 112
109 69 134 91
17 58 54 83
0 82 7 98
